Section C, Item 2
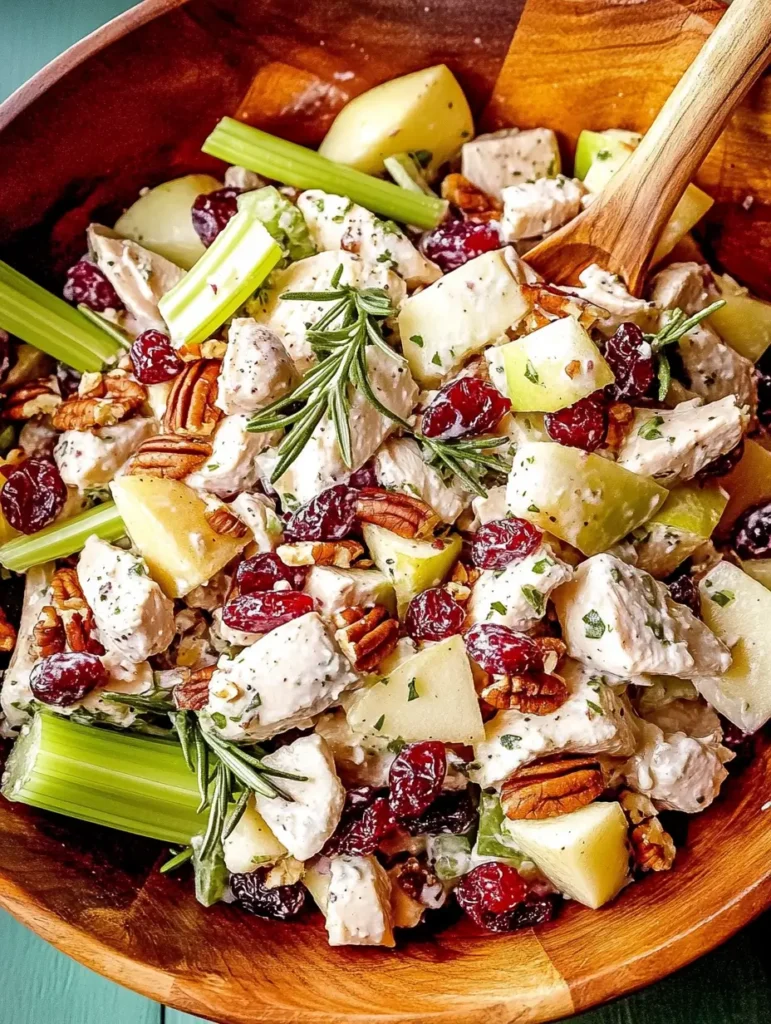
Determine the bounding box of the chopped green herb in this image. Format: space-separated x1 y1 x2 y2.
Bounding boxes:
710 590 735 608
586 700 604 716
527 503 541 513
407 678 419 702
582 609 606 639
638 415 664 440
532 557 554 575
210 712 227 730
524 360 541 385
489 601 508 616
521 585 545 616
500 734 521 750
387 736 406 754
431 352 443 367
410 334 424 348
373 714 385 731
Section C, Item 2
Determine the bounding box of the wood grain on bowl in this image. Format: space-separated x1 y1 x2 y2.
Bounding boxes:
0 1 770 1022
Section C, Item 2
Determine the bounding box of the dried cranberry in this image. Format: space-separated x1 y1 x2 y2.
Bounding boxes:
733 502 771 559
55 362 81 398
604 322 655 401
419 219 501 274
191 187 241 247
464 623 542 675
323 792 397 856
130 330 183 384
400 790 477 836
63 259 123 312
29 652 106 706
719 716 755 771
349 462 378 489
667 573 701 617
222 591 313 633
421 377 511 440
470 517 542 570
455 862 528 930
284 485 358 541
230 868 306 921
389 741 446 819
405 588 465 642
0 457 67 534
544 393 608 451
235 553 307 595
699 439 745 478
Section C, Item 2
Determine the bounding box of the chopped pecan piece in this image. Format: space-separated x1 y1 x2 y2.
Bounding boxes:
356 488 439 539
52 372 146 430
205 505 249 538
2 377 62 420
520 283 608 334
49 567 104 655
32 605 66 658
127 434 213 479
480 670 568 715
441 173 502 223
0 606 17 653
334 605 400 672
163 359 222 436
605 401 635 452
277 539 364 568
173 665 215 711
500 755 605 820
619 788 676 873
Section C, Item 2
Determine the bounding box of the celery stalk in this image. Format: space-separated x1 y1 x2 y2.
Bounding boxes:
158 191 283 347
0 502 125 572
0 261 125 371
384 153 437 197
202 118 448 230
2 713 208 844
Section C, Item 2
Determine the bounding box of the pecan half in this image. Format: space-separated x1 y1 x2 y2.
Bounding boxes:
173 665 215 711
480 670 568 715
164 359 222 436
2 377 61 420
441 173 502 223
500 755 605 820
32 605 66 658
127 433 213 479
205 505 249 538
605 402 635 452
0 606 17 653
619 789 676 873
277 539 364 568
334 605 400 672
356 488 439 539
52 372 146 431
49 567 104 655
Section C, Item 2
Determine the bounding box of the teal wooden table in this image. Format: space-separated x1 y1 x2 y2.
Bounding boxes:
0 3 769 1021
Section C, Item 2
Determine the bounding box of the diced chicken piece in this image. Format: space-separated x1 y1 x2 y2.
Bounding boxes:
610 520 704 580
374 437 469 523
470 659 637 789
252 734 345 861
0 564 55 734
314 708 396 787
297 191 441 289
303 567 394 617
500 176 584 241
250 251 405 372
77 536 175 663
88 225 185 336
624 699 732 813
216 318 297 416
258 345 418 505
54 417 158 491
471 484 508 526
185 414 278 498
203 612 359 742
553 553 731 679
616 397 748 487
464 542 573 631
228 492 283 552
571 264 657 334
325 854 395 947
676 324 757 412
648 261 717 315
210 607 262 649
461 128 560 200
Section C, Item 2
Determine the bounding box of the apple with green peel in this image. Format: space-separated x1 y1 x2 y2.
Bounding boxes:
475 793 523 862
346 635 485 744
740 560 771 590
574 128 641 181
362 523 461 615
649 482 728 538
502 801 630 909
506 441 668 556
715 438 771 535
318 65 473 178
708 275 771 363
697 560 771 733
493 315 614 413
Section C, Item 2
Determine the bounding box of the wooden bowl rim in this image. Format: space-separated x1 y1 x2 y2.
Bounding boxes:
0 2 770 1020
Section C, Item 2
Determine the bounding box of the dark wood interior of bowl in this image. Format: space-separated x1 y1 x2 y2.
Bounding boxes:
0 1 770 1021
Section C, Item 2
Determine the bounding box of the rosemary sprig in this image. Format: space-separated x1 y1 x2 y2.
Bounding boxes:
102 686 175 715
646 299 725 400
416 433 512 497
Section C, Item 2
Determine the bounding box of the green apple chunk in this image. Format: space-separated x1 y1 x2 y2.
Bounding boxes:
114 174 222 270
304 861 331 914
399 248 530 386
494 316 614 413
740 560 771 590
475 793 523 862
362 523 461 614
697 561 771 733
502 801 630 909
574 129 641 181
222 796 287 874
318 65 473 178
346 635 485 744
506 442 668 556
715 438 771 535
649 481 728 537
708 275 771 363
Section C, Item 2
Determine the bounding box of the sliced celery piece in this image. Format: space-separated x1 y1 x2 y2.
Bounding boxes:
202 118 448 230
384 153 437 197
0 260 124 371
158 190 283 347
77 304 133 350
0 502 125 572
2 713 208 845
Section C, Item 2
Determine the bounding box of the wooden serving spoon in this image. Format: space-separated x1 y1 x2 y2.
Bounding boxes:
525 0 771 293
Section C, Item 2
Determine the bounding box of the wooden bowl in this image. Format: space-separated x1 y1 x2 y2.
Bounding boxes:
0 1 770 1021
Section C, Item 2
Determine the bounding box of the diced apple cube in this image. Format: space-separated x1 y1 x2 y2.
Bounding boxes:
362 523 461 615
708 275 771 362
715 438 771 534
222 796 287 874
